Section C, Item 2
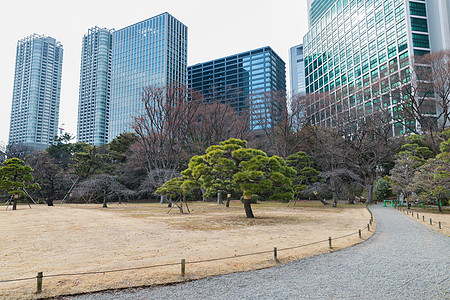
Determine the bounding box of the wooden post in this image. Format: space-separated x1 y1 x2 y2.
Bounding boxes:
430 218 432 225
181 259 185 277
439 221 441 229
423 215 425 222
417 213 419 219
274 247 278 262
328 237 332 249
370 218 372 225
367 224 370 231
36 272 43 294
359 229 362 238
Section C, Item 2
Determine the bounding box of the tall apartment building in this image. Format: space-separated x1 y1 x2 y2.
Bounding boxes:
8 34 63 151
108 12 188 142
303 0 449 135
77 27 113 145
289 44 306 96
188 46 286 130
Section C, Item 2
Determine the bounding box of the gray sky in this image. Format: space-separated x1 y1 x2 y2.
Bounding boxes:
0 0 308 144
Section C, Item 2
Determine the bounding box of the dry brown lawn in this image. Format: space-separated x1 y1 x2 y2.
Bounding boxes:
0 201 374 299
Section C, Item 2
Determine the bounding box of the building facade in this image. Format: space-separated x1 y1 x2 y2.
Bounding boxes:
77 27 113 145
188 46 286 130
8 34 63 150
303 0 447 135
289 44 306 96
108 12 188 142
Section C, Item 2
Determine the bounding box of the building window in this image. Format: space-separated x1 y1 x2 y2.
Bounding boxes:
410 17 428 32
409 2 427 17
412 33 430 48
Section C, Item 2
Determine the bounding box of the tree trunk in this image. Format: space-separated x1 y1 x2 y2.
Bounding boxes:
168 196 172 208
13 196 17 210
366 184 374 204
320 198 330 205
118 194 122 204
243 196 254 218
47 198 54 206
201 187 207 202
160 195 166 204
102 195 107 208
332 191 338 207
226 194 231 207
217 192 223 204
179 198 184 214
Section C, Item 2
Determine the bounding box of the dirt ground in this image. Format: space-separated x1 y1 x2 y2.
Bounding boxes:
0 201 373 299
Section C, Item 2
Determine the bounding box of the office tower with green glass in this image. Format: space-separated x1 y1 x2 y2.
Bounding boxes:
108 12 187 142
77 27 113 145
8 34 63 150
303 0 449 135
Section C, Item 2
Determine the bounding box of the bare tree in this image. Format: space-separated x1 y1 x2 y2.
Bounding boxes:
73 174 133 207
6 143 35 160
133 85 202 175
344 112 402 204
186 100 252 156
255 91 309 158
391 50 450 152
303 125 352 206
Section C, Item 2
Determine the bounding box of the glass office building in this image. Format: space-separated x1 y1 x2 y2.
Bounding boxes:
8 34 63 150
303 0 440 135
188 46 286 129
77 27 113 145
108 12 187 142
289 44 306 96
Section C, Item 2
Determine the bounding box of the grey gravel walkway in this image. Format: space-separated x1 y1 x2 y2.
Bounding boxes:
64 205 449 300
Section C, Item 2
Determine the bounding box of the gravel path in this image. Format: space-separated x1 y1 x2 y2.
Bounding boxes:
65 205 449 300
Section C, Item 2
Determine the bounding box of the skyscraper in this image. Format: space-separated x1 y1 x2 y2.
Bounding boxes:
303 0 448 135
8 34 63 150
77 27 113 145
289 44 306 96
108 12 188 142
188 46 286 129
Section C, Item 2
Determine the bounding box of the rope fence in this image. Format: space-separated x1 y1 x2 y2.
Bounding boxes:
0 207 375 294
393 204 446 231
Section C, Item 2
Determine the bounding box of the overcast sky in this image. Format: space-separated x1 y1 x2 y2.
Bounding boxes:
0 0 308 144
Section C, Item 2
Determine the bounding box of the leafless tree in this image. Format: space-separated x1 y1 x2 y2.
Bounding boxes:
344 112 402 204
391 50 450 152
255 91 310 158
6 143 35 160
73 174 134 207
186 99 252 156
133 85 202 175
303 125 353 206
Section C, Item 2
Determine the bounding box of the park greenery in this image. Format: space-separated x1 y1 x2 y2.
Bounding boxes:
1 51 449 214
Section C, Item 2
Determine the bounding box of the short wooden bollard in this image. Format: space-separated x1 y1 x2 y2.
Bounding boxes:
430 218 432 225
417 213 419 219
367 224 370 231
370 219 372 225
328 237 332 249
274 247 278 262
181 259 186 277
423 216 425 222
358 229 362 238
439 221 441 229
36 272 43 294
